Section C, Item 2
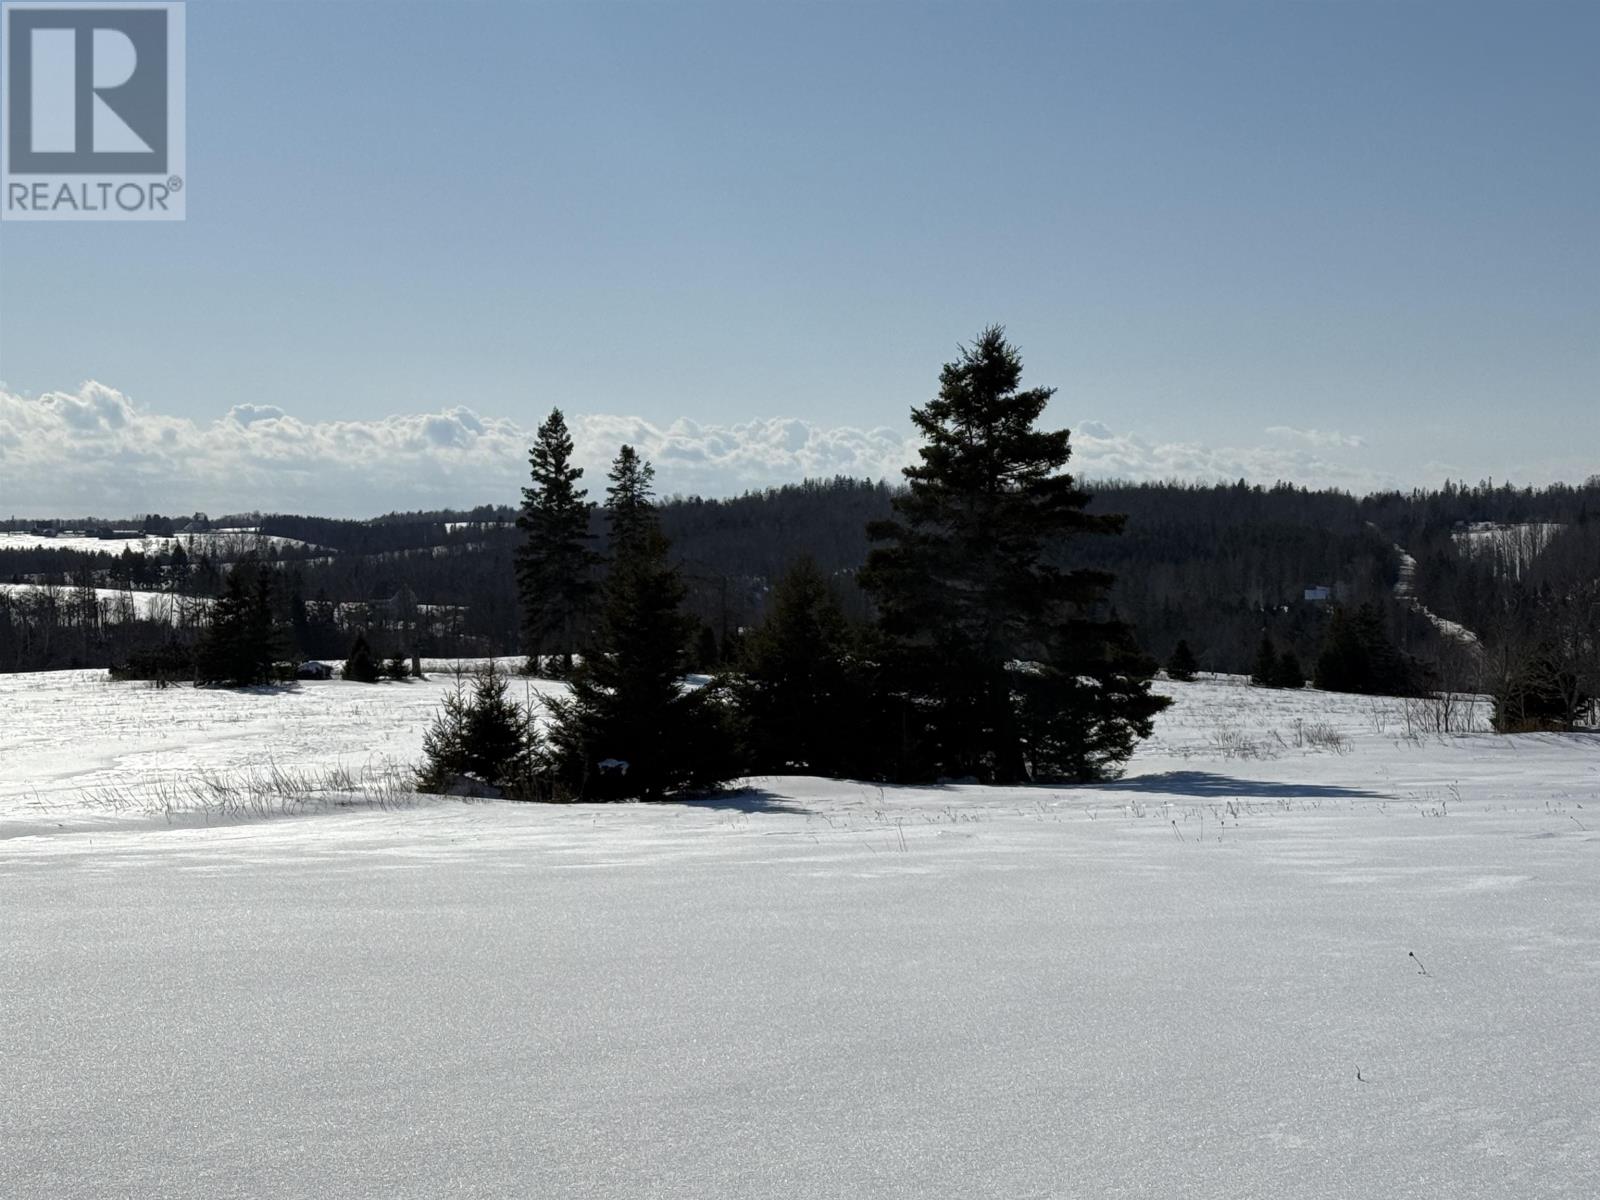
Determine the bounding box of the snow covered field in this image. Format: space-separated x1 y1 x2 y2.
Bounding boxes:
3 672 1598 1197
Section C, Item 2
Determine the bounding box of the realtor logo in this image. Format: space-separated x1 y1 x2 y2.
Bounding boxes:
2 1 185 220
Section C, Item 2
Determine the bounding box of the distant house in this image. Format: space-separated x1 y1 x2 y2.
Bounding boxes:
295 661 335 681
1303 586 1332 603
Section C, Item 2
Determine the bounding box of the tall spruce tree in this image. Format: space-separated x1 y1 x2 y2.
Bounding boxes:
859 327 1168 783
515 409 599 673
546 447 731 799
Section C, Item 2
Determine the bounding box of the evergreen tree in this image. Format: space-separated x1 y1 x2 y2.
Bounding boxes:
734 556 866 776
546 448 732 799
604 445 656 555
195 569 250 685
859 327 1169 783
515 409 599 673
383 654 410 680
417 663 542 796
1166 639 1199 682
1017 613 1166 781
1251 636 1279 687
289 590 312 657
1314 604 1419 695
343 631 380 683
692 623 720 673
243 562 279 680
195 555 281 686
1272 650 1306 689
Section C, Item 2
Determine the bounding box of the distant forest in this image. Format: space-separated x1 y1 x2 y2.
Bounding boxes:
2 474 1598 684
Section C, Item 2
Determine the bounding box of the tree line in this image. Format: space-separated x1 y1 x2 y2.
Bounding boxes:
421 328 1171 799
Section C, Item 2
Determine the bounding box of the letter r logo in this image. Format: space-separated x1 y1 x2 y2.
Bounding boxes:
4 4 172 173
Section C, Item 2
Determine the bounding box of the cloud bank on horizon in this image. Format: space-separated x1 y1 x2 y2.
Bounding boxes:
1 381 1406 518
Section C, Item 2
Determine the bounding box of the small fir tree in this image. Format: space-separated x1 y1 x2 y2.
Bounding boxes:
417 663 542 796
1272 650 1306 689
343 631 380 683
1166 639 1199 682
1250 636 1279 687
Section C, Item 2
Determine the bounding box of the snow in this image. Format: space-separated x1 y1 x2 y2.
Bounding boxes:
1393 543 1481 646
3 671 1598 1197
1452 522 1563 577
0 582 208 623
0 660 546 835
0 529 323 557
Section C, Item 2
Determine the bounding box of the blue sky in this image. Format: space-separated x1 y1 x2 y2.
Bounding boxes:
1 0 1595 515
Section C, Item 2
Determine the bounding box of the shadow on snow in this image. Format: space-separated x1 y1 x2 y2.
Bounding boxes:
675 789 812 815
1098 770 1389 801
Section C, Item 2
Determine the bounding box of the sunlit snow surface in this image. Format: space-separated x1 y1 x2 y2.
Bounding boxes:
3 671 1598 1198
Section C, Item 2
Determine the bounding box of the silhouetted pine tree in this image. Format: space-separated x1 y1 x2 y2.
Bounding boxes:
734 556 866 776
859 326 1169 783
604 445 655 555
1166 639 1199 682
546 448 732 799
1251 636 1279 686
1314 604 1420 695
692 623 720 672
1272 650 1306 689
195 555 280 686
342 631 380 683
515 409 599 673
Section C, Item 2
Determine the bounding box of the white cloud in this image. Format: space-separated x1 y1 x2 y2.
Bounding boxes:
0 382 918 517
1068 423 1387 492
1264 426 1365 449
0 381 1413 518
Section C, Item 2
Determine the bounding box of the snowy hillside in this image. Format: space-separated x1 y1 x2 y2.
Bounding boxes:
1452 521 1564 576
0 528 323 557
3 671 1598 1197
0 582 211 623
